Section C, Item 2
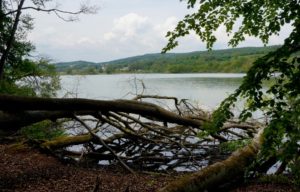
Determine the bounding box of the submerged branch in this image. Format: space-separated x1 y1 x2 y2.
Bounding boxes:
158 129 264 192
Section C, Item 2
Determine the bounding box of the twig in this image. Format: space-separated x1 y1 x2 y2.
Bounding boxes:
133 95 183 115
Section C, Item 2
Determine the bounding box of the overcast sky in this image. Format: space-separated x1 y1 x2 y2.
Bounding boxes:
26 0 292 63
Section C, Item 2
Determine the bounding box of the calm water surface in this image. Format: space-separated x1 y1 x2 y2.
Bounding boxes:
59 73 244 109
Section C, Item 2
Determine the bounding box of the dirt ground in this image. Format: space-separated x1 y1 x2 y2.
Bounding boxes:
0 144 298 192
0 144 175 192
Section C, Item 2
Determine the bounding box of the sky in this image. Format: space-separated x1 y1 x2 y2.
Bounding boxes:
26 0 292 63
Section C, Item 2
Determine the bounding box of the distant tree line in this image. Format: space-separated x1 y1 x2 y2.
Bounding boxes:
55 46 279 75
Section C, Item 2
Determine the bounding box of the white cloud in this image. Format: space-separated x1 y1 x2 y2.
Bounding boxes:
99 13 169 56
101 14 183 53
104 13 150 41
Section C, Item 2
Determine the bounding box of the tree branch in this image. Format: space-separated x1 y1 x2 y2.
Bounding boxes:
73 114 135 174
4 5 97 16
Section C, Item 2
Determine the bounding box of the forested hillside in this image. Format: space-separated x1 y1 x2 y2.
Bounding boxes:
54 60 100 74
54 46 279 74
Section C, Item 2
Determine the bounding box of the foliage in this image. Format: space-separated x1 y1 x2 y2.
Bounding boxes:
220 139 251 153
163 0 299 52
1 0 97 95
0 1 61 97
290 159 300 186
0 0 98 142
0 58 61 97
164 0 300 178
20 120 65 140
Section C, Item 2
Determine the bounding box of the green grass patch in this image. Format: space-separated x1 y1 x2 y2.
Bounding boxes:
20 120 65 140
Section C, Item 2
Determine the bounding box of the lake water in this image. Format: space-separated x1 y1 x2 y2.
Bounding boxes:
59 73 245 109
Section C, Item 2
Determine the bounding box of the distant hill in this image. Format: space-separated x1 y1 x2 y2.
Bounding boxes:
53 46 279 74
54 60 99 74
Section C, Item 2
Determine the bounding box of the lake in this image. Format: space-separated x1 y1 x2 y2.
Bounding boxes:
59 73 245 109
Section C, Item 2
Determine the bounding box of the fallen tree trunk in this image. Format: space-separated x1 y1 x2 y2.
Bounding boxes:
0 110 93 132
157 129 263 192
0 94 203 129
41 134 93 149
0 94 261 172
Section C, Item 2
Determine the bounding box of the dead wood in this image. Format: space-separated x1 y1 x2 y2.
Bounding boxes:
0 94 203 128
0 94 261 172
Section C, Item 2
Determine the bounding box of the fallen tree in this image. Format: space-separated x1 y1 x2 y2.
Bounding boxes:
0 94 261 173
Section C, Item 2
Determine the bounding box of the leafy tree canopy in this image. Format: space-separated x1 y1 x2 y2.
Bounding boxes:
164 0 300 178
0 0 96 96
163 0 299 51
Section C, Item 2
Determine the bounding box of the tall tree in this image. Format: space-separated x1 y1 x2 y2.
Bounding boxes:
0 0 25 80
0 0 96 95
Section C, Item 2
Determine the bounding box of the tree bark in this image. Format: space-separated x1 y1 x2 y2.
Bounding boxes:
0 94 203 129
0 110 92 132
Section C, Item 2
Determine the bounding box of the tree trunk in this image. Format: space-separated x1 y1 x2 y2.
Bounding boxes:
0 94 203 129
0 110 92 132
0 0 25 80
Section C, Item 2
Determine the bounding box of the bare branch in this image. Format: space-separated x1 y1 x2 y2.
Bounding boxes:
73 114 135 174
4 4 98 17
